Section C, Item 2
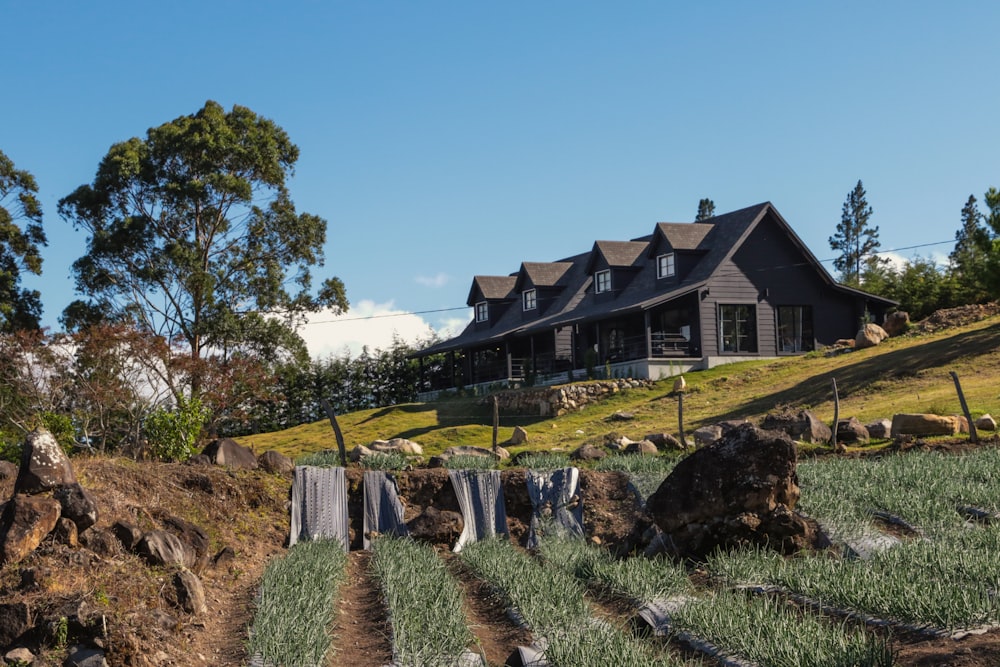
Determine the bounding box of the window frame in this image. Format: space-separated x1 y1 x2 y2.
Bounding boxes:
718 303 758 354
522 289 537 311
475 301 488 323
776 305 814 353
657 253 676 279
594 269 612 294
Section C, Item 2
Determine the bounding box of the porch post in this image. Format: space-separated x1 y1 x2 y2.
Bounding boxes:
506 342 513 381
644 311 652 358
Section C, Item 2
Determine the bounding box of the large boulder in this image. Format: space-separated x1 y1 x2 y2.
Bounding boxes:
159 514 211 573
258 450 294 475
200 438 258 470
0 494 61 565
835 416 870 444
370 438 423 455
645 424 816 560
54 483 100 532
570 443 606 461
761 410 832 444
890 413 961 437
882 311 910 337
624 440 659 456
855 323 889 350
16 428 76 494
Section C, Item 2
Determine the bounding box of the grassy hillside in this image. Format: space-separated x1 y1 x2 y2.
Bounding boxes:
237 312 1000 460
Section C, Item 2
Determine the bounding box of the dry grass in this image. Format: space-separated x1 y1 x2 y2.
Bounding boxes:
239 313 1000 460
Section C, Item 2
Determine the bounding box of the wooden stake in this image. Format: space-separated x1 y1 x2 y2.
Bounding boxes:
492 396 499 455
950 371 978 444
678 391 689 448
830 378 840 448
320 398 348 467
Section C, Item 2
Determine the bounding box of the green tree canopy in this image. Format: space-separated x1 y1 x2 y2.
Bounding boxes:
0 149 47 331
58 101 348 398
695 198 715 221
829 179 882 286
949 194 990 303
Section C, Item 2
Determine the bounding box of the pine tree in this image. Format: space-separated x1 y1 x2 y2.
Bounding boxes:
949 195 989 303
695 198 715 221
829 180 881 286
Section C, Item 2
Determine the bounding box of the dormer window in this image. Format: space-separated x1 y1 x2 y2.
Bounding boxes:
522 289 537 311
595 269 611 294
475 301 488 323
657 253 676 279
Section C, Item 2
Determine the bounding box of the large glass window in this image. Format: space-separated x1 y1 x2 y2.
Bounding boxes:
719 304 757 353
595 269 611 293
522 289 537 311
475 301 488 323
777 306 814 353
657 253 676 279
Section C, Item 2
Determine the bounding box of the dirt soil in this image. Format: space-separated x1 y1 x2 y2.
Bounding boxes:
3 449 1000 666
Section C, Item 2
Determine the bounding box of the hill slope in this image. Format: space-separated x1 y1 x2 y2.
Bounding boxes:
240 308 1000 460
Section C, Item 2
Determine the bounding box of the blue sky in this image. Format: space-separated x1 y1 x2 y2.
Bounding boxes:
5 2 997 357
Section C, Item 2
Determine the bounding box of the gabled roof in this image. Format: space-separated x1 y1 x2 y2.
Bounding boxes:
646 221 714 252
586 240 648 273
417 201 895 357
516 261 574 291
466 275 516 306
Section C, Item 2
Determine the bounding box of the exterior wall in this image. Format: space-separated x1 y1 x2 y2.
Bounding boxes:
700 214 867 357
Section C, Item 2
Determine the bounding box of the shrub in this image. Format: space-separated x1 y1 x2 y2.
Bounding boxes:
144 396 209 461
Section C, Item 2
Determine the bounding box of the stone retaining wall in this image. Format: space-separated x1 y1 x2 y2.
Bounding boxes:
482 379 655 417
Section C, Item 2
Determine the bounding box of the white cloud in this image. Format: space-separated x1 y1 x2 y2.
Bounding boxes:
415 272 451 288
298 300 436 359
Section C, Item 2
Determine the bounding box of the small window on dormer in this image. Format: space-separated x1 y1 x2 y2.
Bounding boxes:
523 289 537 311
657 253 676 279
475 301 488 323
595 269 611 294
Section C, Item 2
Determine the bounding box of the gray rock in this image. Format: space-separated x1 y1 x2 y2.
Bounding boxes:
624 440 659 456
761 410 832 444
406 506 464 545
865 419 893 439
506 426 528 446
855 323 889 350
54 483 99 532
159 515 211 573
442 445 510 461
111 521 142 551
693 424 723 447
975 414 997 431
200 438 258 470
80 528 123 558
835 416 870 444
136 530 194 568
172 569 207 614
644 432 685 451
64 645 108 667
16 429 76 494
258 450 295 474
570 443 606 461
0 601 31 647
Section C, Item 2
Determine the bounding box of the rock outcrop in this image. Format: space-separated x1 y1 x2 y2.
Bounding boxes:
645 424 818 560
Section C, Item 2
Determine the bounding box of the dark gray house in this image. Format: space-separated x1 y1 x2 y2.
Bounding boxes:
414 202 896 395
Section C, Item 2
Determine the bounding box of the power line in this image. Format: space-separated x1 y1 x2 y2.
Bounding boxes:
302 306 470 326
300 239 958 326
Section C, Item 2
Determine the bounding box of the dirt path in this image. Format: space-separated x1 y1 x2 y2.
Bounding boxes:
328 551 394 666
445 551 534 666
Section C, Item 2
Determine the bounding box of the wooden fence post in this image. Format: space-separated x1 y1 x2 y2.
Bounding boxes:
320 399 348 467
492 396 499 455
830 378 840 448
950 371 978 444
